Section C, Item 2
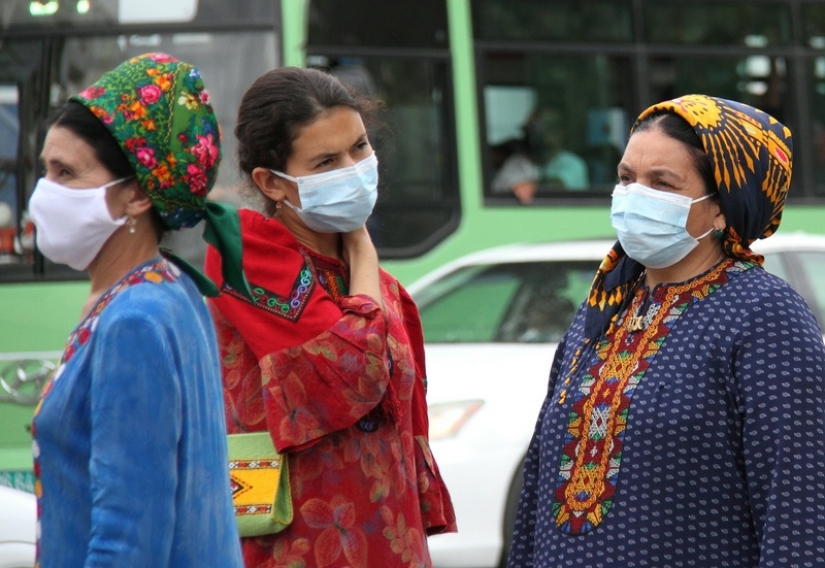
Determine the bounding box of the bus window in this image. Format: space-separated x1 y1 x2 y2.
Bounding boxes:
644 1 793 46
0 85 20 264
319 56 454 253
0 39 44 281
0 83 17 263
803 2 825 196
810 56 825 195
473 0 632 43
647 54 793 128
473 0 634 203
480 51 633 201
306 0 456 259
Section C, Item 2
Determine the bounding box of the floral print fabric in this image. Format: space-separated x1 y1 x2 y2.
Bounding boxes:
205 210 456 568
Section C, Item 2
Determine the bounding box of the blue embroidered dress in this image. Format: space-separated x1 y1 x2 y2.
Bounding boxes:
32 258 242 568
508 260 825 567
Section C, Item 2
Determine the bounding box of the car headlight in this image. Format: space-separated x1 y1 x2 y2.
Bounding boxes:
428 400 483 440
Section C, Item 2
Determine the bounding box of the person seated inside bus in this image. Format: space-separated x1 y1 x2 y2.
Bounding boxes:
491 108 589 203
0 201 15 260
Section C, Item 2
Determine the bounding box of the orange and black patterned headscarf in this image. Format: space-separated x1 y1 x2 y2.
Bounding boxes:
584 95 793 339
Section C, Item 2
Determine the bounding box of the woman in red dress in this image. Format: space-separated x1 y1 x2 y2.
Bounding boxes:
204 66 456 568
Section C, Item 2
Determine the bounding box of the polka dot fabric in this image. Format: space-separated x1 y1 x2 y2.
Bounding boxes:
508 266 825 567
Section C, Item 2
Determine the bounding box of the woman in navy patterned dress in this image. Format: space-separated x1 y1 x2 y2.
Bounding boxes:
508 95 825 567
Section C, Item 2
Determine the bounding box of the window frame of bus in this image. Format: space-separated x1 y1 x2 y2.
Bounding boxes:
0 0 280 283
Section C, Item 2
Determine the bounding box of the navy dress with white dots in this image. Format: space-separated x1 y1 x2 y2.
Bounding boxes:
508 261 825 568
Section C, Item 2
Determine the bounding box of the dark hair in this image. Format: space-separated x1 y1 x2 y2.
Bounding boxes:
633 111 717 194
50 101 165 240
50 101 135 179
235 67 380 210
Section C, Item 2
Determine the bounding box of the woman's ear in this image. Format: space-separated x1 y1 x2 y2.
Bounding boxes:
124 183 154 218
251 167 289 203
106 178 150 219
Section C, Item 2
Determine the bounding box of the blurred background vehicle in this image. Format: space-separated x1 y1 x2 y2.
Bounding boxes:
0 485 36 568
415 233 825 568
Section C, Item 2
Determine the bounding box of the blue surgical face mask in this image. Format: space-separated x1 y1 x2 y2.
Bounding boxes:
270 153 378 233
610 182 714 269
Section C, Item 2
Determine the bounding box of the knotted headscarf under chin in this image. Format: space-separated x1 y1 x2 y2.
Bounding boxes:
584 94 793 340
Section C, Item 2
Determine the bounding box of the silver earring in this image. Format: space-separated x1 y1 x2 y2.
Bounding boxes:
128 217 137 234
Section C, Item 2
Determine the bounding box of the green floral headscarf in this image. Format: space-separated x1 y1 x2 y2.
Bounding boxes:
70 52 250 298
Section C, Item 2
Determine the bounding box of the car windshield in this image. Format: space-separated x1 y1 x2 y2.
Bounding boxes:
415 260 599 343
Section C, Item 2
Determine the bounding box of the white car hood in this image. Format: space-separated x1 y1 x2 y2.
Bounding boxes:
425 343 559 446
0 485 36 544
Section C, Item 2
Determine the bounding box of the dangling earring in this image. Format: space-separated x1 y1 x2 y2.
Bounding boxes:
128 217 137 234
275 201 282 210
713 228 725 240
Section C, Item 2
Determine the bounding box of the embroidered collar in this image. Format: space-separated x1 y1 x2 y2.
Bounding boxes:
44 258 179 390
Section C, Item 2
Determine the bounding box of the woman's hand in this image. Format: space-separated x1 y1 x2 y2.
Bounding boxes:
342 226 384 309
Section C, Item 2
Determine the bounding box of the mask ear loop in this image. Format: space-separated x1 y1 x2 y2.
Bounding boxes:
696 227 715 240
691 193 719 241
268 169 302 211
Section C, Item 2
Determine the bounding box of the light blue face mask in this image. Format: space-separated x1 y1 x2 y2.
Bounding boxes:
270 153 378 233
610 182 714 269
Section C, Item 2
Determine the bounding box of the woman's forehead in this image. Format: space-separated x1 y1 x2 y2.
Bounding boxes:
41 125 98 167
291 107 366 158
621 129 695 170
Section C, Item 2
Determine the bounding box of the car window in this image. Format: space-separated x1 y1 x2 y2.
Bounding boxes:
761 252 788 282
785 251 825 326
415 265 519 342
761 250 825 328
416 261 598 343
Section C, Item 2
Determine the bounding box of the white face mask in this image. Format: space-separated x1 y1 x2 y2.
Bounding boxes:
610 182 714 269
271 153 378 233
28 177 128 271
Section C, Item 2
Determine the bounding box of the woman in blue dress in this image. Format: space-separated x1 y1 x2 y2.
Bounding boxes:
508 95 825 567
29 53 249 567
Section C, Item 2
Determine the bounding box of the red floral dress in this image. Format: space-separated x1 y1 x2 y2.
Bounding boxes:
205 209 456 568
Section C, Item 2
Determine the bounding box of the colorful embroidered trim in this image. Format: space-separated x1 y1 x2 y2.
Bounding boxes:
223 263 314 322
229 457 282 516
39 259 178 400
315 266 346 301
553 259 753 535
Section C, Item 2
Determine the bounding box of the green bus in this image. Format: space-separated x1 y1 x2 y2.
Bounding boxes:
4 0 825 489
